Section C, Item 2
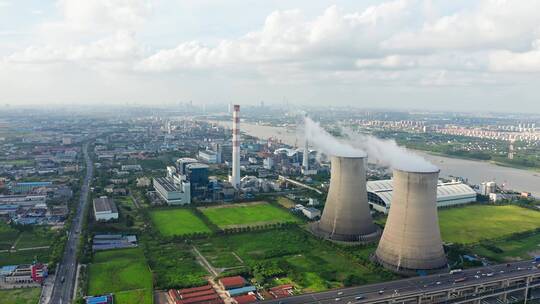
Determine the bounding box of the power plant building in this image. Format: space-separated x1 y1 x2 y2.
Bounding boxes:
367 179 476 214
312 156 380 243
375 169 448 275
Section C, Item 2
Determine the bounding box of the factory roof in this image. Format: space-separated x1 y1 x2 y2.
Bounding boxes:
367 179 476 207
154 177 183 192
92 197 118 214
186 163 209 169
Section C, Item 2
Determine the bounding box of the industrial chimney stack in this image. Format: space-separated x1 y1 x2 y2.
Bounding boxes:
231 105 241 189
312 156 380 243
375 169 447 274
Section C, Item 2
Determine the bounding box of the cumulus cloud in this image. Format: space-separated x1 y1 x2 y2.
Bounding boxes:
2 0 540 108
489 40 540 72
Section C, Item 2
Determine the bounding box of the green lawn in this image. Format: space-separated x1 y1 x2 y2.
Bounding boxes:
194 228 394 292
0 248 50 266
0 222 19 250
87 248 152 304
472 233 540 262
0 288 41 304
16 228 55 249
438 205 540 244
198 202 300 229
150 208 211 236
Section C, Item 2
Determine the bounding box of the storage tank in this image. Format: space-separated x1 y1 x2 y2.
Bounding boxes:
311 156 380 242
375 169 447 274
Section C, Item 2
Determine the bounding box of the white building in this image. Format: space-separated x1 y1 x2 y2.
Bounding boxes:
93 197 119 221
198 150 218 164
367 179 477 214
480 181 497 196
153 168 191 205
301 207 321 219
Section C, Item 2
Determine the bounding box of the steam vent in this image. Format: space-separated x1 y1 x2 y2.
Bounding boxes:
375 169 448 275
312 156 380 243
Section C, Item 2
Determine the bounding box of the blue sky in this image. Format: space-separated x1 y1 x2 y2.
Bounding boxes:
1 0 540 112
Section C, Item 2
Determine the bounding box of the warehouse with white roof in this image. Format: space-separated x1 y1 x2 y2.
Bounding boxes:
367 179 477 214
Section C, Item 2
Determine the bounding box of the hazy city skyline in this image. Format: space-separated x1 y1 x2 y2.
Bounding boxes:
1 0 540 112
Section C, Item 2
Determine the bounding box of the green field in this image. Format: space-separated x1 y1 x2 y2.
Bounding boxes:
472 233 540 262
199 202 300 228
0 288 41 304
0 248 50 266
150 208 211 236
194 228 394 292
16 228 55 249
87 248 152 304
143 237 209 289
438 205 540 244
0 222 19 250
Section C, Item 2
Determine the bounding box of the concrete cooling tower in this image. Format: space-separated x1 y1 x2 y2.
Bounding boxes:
312 156 380 243
375 169 448 275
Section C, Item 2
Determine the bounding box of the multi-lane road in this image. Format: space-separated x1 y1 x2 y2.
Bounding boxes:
48 142 93 304
262 260 540 304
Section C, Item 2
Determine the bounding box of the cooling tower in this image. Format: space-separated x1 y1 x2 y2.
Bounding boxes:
312 156 380 243
375 169 447 274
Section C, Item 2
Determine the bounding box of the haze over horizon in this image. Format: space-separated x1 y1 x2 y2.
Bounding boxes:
1 0 540 113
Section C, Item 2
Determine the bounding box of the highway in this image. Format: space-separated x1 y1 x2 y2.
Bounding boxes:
49 142 93 304
261 259 540 304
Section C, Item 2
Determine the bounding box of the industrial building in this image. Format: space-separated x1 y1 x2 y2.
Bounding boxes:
198 150 219 164
153 166 191 205
375 169 448 275
230 105 241 189
367 179 476 214
311 156 380 243
92 197 118 221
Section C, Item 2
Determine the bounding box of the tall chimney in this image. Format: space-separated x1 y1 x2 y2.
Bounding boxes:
375 169 447 274
302 139 309 171
231 105 241 189
312 156 380 242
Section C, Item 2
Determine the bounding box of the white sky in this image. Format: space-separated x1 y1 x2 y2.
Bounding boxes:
1 0 540 112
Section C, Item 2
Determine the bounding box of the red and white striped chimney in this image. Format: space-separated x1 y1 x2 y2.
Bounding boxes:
231 105 241 188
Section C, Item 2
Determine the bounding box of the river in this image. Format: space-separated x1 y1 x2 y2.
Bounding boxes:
213 120 540 197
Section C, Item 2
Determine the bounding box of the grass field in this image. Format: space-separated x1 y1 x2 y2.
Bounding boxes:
87 248 152 304
0 248 50 266
150 208 211 236
16 228 55 249
194 228 394 292
472 233 540 262
0 288 41 304
438 205 540 244
0 222 19 250
198 202 300 229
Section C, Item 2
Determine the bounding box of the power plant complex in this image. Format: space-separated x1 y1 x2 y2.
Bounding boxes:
374 169 448 274
311 156 381 243
311 154 448 274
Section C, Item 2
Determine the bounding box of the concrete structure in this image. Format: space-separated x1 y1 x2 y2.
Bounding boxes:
198 150 218 164
153 176 191 205
367 179 477 214
260 259 540 304
311 156 380 243
301 206 321 220
230 104 241 189
480 181 497 196
92 197 118 221
375 169 447 274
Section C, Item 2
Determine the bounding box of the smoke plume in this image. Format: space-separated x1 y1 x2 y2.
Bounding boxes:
301 116 438 172
302 117 366 158
344 129 439 172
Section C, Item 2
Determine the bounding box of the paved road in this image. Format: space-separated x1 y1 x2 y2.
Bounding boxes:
262 259 540 304
48 143 93 304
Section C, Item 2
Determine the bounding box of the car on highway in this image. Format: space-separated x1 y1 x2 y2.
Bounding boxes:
355 295 364 300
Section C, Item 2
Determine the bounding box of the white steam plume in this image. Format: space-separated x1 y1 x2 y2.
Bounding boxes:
344 128 439 172
302 117 366 158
